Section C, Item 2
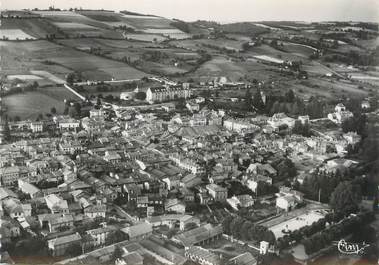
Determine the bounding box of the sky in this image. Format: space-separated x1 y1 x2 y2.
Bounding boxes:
1 0 378 23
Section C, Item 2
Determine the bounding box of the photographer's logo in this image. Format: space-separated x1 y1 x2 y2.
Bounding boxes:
336 239 370 255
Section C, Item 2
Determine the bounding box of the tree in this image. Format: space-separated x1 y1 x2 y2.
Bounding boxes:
135 91 146 101
106 230 125 245
112 245 124 261
2 119 10 142
330 181 362 215
244 89 253 111
65 242 82 257
252 89 265 113
50 107 57 114
66 73 75 85
285 89 295 103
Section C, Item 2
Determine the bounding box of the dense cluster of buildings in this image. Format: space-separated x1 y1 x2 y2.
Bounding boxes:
0 87 370 265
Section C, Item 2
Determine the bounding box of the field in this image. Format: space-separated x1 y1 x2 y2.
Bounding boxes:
124 34 168 42
189 56 277 82
0 18 64 39
0 29 36 40
7 75 42 81
56 38 201 75
3 87 77 120
53 22 97 29
0 40 147 82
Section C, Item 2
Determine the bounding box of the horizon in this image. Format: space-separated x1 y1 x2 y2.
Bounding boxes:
2 0 378 23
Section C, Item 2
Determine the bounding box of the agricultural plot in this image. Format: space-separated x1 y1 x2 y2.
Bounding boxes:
31 10 123 39
0 29 36 40
53 22 97 29
190 56 276 82
120 15 173 29
0 18 64 39
124 34 168 42
0 40 147 82
7 75 42 81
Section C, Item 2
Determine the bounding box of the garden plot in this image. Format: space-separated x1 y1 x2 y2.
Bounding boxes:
7 75 42 81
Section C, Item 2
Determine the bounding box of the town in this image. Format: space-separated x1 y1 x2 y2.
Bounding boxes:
0 4 379 265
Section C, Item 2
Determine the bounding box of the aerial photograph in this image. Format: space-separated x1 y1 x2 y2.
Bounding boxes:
0 0 378 264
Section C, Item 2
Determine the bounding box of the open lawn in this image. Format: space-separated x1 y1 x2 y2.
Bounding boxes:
3 89 72 120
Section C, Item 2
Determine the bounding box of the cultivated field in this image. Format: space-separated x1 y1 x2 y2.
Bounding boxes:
0 29 36 40
0 40 147 81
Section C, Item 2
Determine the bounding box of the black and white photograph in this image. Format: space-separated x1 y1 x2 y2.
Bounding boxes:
0 0 378 264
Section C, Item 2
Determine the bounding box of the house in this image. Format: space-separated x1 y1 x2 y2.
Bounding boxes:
116 251 144 265
84 204 107 219
227 195 254 210
165 198 186 214
45 194 69 214
89 108 106 119
173 224 223 247
276 195 297 212
246 175 273 193
2 198 24 219
206 184 227 202
18 179 41 198
54 116 80 131
86 225 117 246
38 213 74 233
223 119 259 133
0 166 30 186
48 233 81 256
268 113 296 130
328 103 353 124
121 222 153 241
185 246 221 265
146 86 191 103
30 121 44 133
104 151 122 164
276 187 304 212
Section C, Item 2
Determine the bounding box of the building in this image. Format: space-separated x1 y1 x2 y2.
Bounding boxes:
116 252 144 265
121 222 153 241
45 194 69 214
84 204 107 219
0 166 30 186
146 86 191 103
206 184 227 202
328 103 353 124
86 225 117 246
223 119 259 133
54 116 80 131
89 108 106 119
30 121 44 133
268 113 296 130
18 179 41 198
48 233 81 256
185 246 221 265
173 224 223 247
165 198 186 214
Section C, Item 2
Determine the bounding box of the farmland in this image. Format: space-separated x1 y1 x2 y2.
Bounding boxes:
0 40 147 82
0 29 36 40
